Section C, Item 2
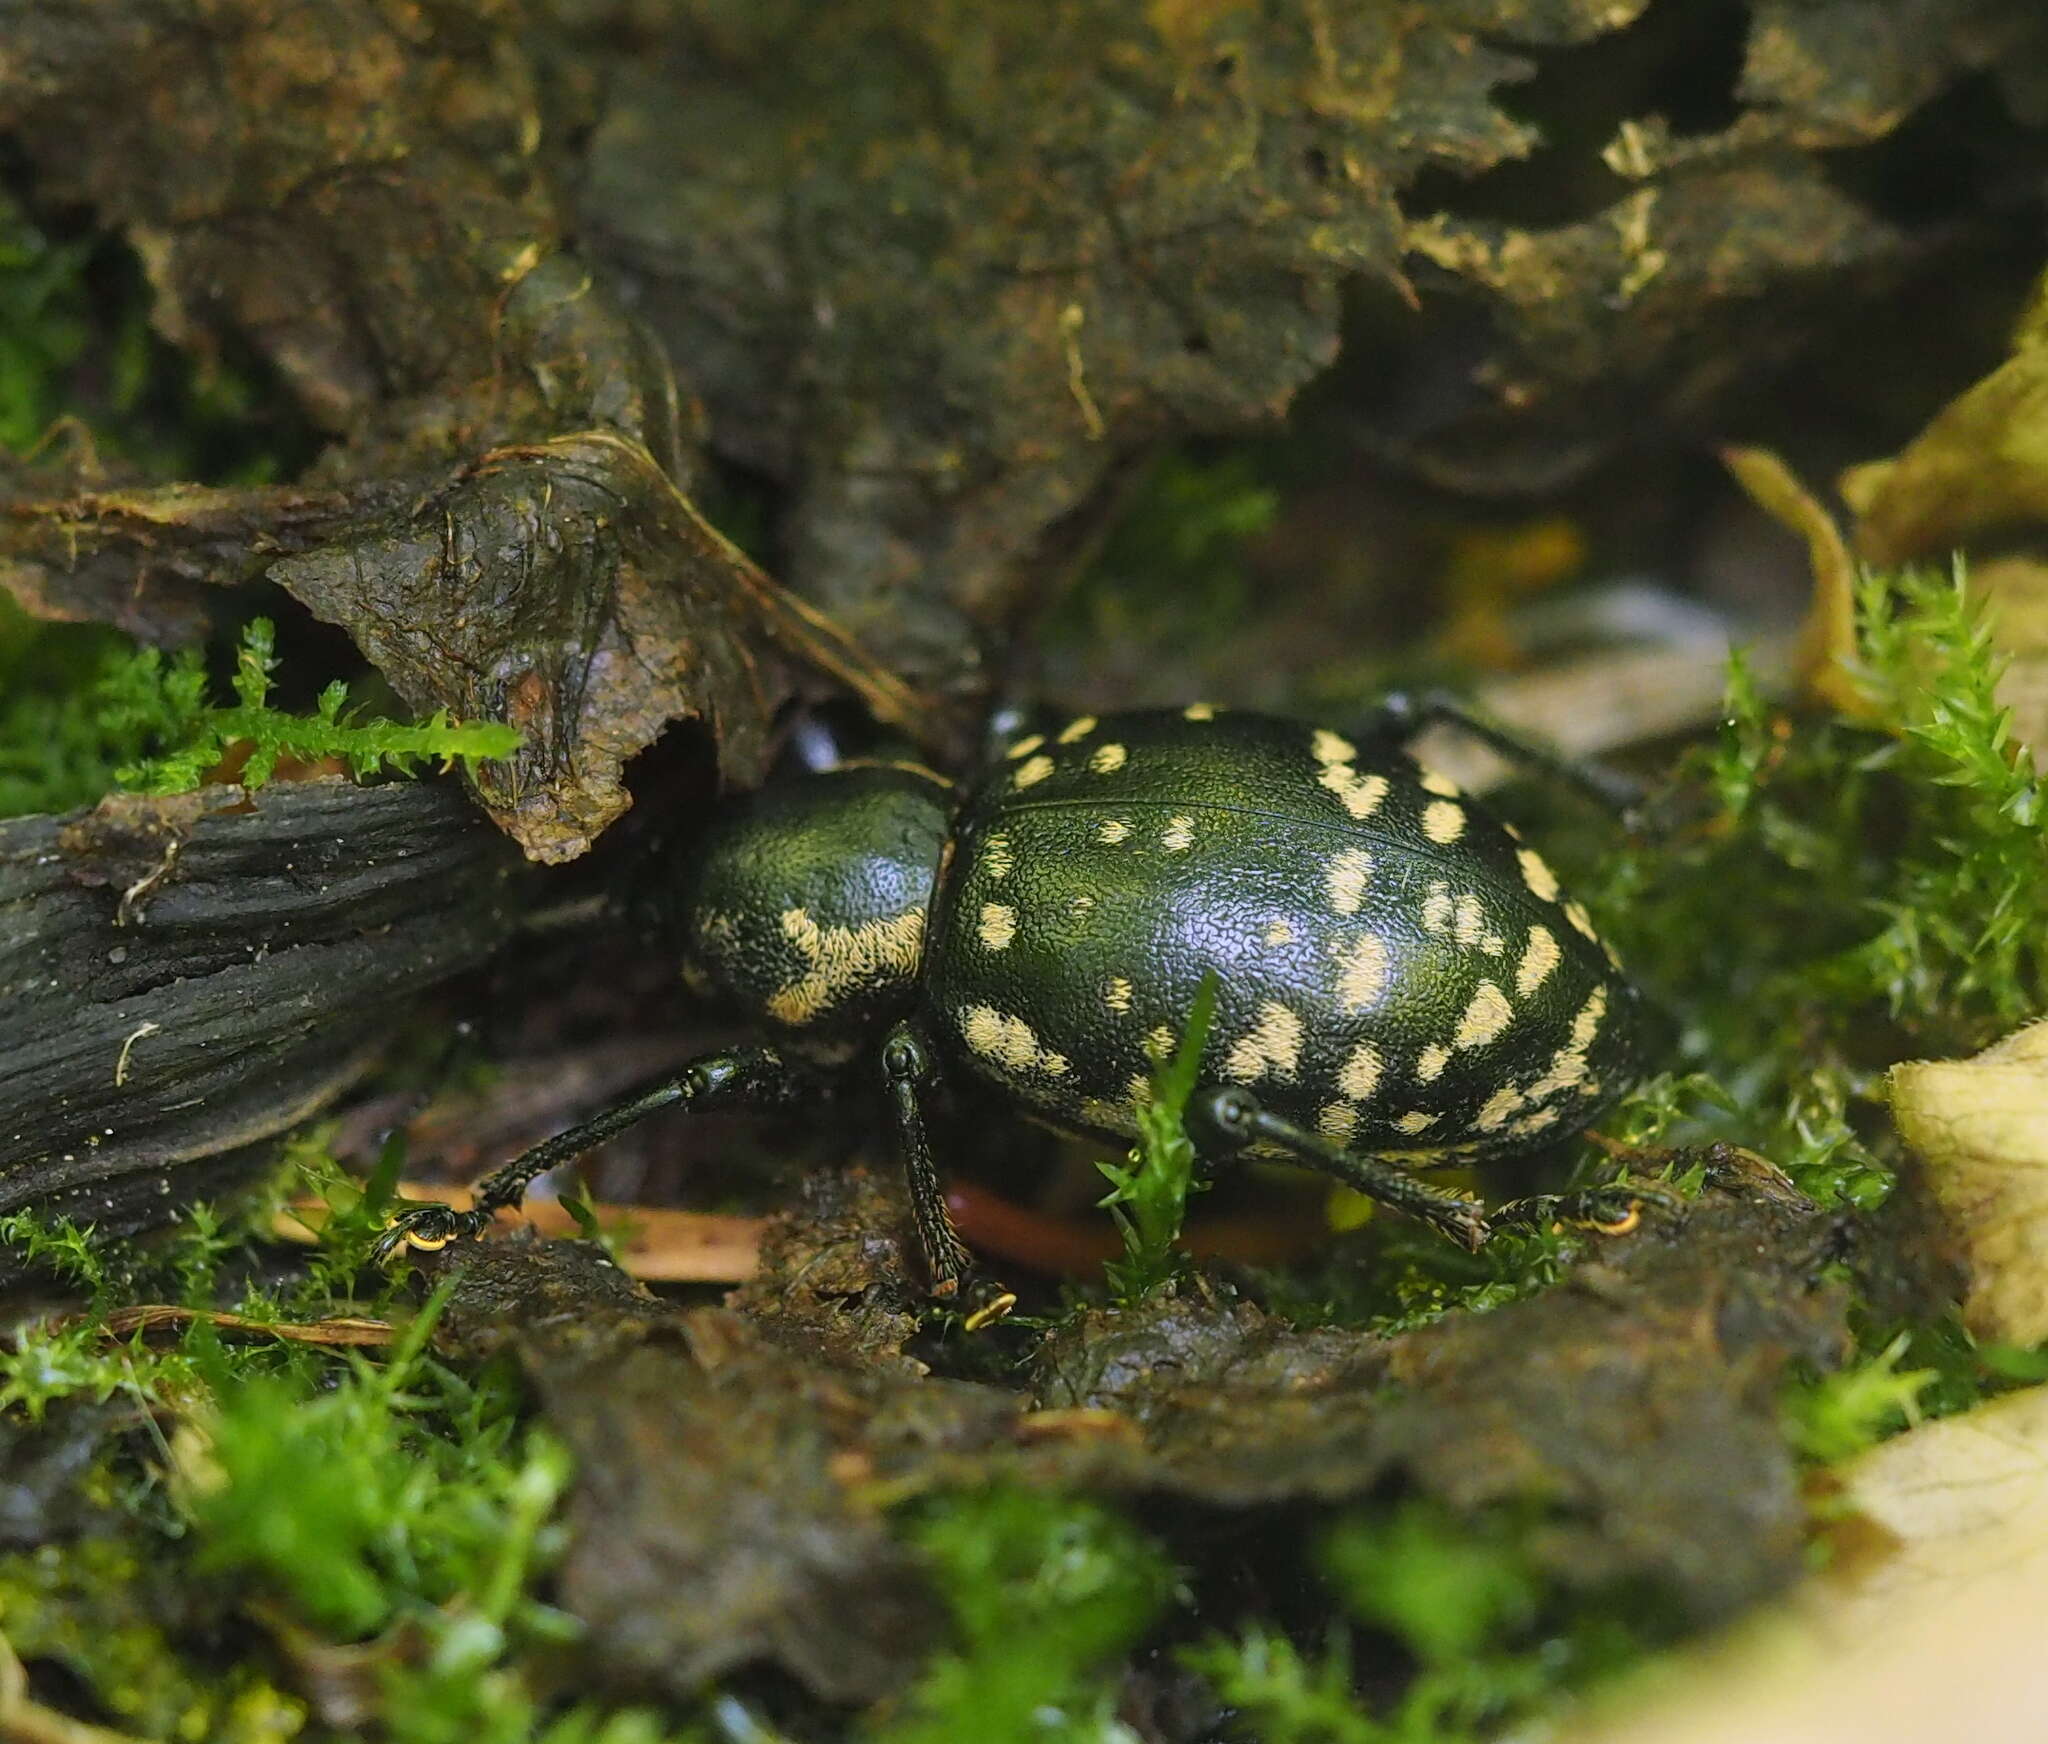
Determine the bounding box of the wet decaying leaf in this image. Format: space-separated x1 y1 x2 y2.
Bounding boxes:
0 2 927 859
0 779 521 1260
6 0 2037 757
425 1182 1848 1700
437 1239 956 1704
577 0 2041 670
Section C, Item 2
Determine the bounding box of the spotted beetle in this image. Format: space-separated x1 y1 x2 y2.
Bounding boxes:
377 701 1648 1301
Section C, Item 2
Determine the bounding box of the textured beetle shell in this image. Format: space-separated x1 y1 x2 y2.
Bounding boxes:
677 763 952 1052
923 708 1641 1160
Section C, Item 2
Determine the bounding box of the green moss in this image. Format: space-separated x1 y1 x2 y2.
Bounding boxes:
1582 563 2048 1209
871 1487 1175 1744
1095 970 1219 1303
0 614 519 817
1189 1499 1675 1744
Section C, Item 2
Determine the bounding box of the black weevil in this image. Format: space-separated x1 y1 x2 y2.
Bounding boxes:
376 699 1648 1308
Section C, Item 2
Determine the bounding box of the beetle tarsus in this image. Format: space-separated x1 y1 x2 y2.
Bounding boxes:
370 1201 492 1262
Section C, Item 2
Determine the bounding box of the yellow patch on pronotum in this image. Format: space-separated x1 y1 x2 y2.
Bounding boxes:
1418 767 1462 797
1005 734 1046 760
766 905 926 1025
1014 754 1055 790
1325 848 1374 915
1088 742 1128 774
1454 981 1513 1049
1184 702 1217 721
1057 715 1098 743
1223 1000 1306 1084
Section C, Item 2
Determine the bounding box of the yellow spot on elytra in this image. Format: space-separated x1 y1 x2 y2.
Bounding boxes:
1125 1071 1155 1108
1331 934 1390 1012
1006 734 1046 760
1339 1041 1383 1101
1395 1110 1439 1135
1453 892 1486 949
1070 893 1096 915
1105 976 1133 1013
1421 881 1453 935
1509 1104 1563 1137
1415 1043 1450 1083
1326 848 1375 915
1318 1101 1360 1142
1088 742 1127 774
1477 1085 1524 1131
1454 981 1513 1049
1097 818 1130 845
1184 702 1217 721
1317 764 1389 819
1527 986 1609 1101
1161 815 1196 851
979 902 1018 951
1422 800 1466 845
1014 754 1055 790
767 905 926 1025
1263 918 1295 947
1517 847 1560 903
1516 925 1561 997
1057 715 1098 743
1311 728 1358 764
1481 931 1505 956
981 833 1013 880
959 1005 1069 1076
1419 767 1462 797
1144 1024 1178 1063
1223 1001 1305 1084
1563 899 1599 941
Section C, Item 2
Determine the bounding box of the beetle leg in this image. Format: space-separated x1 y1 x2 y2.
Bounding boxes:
372 1045 817 1262
880 1021 1001 1311
1362 689 1643 813
1188 1085 1492 1251
1493 1180 1682 1234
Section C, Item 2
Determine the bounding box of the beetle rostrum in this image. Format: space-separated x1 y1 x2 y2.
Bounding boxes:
375 703 1648 1301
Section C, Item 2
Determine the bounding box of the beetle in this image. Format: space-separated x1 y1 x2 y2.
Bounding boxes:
375 701 1648 1305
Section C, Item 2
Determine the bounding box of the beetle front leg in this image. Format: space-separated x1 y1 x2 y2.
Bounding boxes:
880 1021 971 1292
1188 1085 1491 1251
881 1022 1014 1325
372 1045 818 1260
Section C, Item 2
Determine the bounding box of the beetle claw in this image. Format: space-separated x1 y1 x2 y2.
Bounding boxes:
370 1202 491 1263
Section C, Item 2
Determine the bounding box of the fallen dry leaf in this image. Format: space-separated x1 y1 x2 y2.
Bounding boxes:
1891 1019 2048 1345
1560 1384 2048 1744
